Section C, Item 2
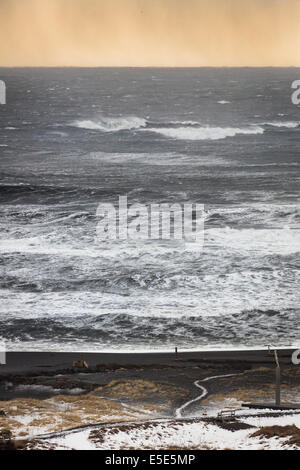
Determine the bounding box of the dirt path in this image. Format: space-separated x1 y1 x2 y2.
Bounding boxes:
175 373 241 418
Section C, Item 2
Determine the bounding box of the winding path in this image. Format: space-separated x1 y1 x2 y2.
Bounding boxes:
175 373 240 418
33 373 242 441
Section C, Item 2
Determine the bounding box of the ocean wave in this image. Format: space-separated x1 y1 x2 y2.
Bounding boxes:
70 114 300 140
0 217 299 259
72 116 147 132
70 114 268 141
143 126 264 141
1 308 298 350
1 257 300 298
206 226 300 255
205 204 300 228
169 120 200 126
36 211 93 226
263 121 300 128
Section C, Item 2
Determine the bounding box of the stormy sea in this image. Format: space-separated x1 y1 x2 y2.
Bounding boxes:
0 67 299 352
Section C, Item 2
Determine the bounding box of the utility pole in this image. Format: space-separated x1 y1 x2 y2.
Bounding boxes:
268 346 281 406
274 350 281 406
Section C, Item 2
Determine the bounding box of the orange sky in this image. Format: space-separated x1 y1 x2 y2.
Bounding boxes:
0 0 300 66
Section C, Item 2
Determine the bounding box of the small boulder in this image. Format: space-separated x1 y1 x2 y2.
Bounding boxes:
73 360 89 369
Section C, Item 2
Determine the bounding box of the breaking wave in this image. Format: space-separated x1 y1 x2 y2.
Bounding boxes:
144 125 264 141
72 116 147 132
71 114 267 141
1 308 298 351
263 121 300 128
70 114 300 141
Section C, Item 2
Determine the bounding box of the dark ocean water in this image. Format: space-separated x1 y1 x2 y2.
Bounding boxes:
0 68 299 351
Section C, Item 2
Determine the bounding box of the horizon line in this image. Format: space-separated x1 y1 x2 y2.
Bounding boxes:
1 65 300 69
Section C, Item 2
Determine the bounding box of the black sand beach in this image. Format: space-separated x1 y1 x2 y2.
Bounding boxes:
1 349 298 405
1 349 297 376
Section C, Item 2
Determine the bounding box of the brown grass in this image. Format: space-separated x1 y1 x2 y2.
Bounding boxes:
0 378 185 438
94 379 187 402
202 385 300 406
0 392 160 438
251 425 300 448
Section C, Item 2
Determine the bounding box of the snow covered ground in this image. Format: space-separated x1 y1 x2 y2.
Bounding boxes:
29 410 300 450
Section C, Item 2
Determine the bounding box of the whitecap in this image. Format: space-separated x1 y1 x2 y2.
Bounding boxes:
143 125 264 141
72 116 147 132
263 121 300 128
